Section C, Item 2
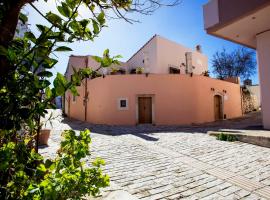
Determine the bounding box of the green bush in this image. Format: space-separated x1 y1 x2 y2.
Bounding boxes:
0 129 109 199
216 133 237 142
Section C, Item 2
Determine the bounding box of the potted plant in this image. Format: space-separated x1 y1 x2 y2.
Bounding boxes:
38 128 51 146
37 119 52 146
202 70 210 77
136 67 144 74
110 67 119 75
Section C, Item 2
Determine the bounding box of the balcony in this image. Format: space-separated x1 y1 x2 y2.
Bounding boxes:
203 0 270 48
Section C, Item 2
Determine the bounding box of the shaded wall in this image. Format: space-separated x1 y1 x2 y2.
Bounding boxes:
204 0 270 30
218 0 270 24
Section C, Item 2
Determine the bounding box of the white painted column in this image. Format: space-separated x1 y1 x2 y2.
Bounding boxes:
256 30 270 129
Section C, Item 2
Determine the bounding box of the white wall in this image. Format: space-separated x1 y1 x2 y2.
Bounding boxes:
66 36 208 78
156 36 208 75
66 56 128 79
247 85 261 106
257 30 270 129
127 35 208 75
127 36 158 73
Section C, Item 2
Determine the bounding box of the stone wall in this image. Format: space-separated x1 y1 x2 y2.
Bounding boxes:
242 88 259 113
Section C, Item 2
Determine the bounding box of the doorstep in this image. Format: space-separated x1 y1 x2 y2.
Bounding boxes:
208 129 270 148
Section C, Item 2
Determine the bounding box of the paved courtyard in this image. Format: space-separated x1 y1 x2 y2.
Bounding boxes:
40 111 270 199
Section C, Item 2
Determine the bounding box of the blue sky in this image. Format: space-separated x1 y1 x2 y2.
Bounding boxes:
26 0 259 84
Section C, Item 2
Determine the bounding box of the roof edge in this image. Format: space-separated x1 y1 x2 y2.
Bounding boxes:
127 34 158 62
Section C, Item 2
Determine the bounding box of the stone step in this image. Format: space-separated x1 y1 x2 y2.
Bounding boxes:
208 130 270 148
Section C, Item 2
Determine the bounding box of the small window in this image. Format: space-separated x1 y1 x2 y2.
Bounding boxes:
72 95 76 102
118 98 128 110
130 69 136 74
120 100 127 108
169 67 180 74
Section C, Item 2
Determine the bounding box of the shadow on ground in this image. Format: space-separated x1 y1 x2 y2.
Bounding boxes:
62 112 263 142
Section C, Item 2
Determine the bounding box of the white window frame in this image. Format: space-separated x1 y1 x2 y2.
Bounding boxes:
118 98 128 110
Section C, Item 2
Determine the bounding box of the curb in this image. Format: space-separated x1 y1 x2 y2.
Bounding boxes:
208 130 270 148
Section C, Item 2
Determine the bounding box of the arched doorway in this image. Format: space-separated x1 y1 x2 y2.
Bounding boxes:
214 95 223 120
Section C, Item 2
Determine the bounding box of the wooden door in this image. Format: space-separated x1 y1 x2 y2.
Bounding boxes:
138 97 152 124
214 95 222 120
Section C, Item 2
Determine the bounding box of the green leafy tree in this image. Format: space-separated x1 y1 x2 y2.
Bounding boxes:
0 0 180 199
1 129 110 199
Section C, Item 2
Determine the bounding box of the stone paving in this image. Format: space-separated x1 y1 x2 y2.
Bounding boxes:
40 110 270 199
155 133 270 186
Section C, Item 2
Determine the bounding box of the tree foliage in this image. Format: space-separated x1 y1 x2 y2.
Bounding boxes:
0 0 180 199
1 129 109 199
211 47 256 80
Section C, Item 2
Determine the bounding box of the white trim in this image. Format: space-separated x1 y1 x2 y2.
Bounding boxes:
117 98 129 110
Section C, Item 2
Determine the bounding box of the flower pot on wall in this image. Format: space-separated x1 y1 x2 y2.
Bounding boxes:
38 129 51 145
135 67 144 74
110 67 119 75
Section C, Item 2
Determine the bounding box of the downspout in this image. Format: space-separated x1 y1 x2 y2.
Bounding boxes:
84 57 88 121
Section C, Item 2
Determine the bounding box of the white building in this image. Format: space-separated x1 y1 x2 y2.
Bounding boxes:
127 35 208 75
15 19 29 39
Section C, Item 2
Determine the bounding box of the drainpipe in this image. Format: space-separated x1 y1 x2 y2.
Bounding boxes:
84 57 88 121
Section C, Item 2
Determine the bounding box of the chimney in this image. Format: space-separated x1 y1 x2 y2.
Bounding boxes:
195 45 202 53
185 52 193 74
244 79 252 86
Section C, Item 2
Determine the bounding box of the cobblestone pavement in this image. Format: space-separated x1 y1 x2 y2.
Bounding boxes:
40 110 270 200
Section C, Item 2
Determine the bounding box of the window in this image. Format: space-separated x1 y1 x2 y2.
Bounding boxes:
72 95 76 102
118 98 128 110
130 69 136 74
120 100 127 108
169 67 180 74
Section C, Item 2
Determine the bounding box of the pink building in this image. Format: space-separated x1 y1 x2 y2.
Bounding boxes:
64 35 242 125
203 0 270 129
